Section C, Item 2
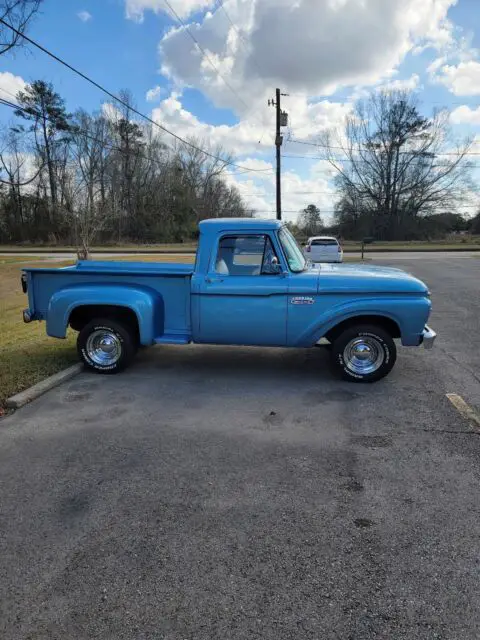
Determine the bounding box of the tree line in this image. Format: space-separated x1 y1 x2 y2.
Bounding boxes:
1 79 477 248
0 81 253 250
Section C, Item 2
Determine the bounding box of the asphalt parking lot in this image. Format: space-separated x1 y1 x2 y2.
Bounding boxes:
1 255 480 639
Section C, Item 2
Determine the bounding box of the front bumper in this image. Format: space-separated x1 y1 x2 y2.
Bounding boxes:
421 325 436 349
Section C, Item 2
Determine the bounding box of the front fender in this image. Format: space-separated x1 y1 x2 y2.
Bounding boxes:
46 284 164 345
294 296 431 347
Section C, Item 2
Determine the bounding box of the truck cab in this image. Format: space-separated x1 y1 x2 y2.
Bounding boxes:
21 218 435 383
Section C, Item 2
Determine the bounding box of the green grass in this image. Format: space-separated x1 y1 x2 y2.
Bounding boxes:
0 259 78 409
0 256 50 265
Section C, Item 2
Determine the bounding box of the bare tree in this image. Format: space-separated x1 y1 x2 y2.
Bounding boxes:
69 110 113 256
0 0 42 55
320 91 474 240
0 125 44 238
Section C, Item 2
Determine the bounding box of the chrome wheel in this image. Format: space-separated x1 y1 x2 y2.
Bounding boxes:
85 330 122 366
343 336 385 376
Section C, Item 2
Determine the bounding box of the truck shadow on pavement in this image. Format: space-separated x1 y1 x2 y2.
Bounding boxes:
136 343 348 384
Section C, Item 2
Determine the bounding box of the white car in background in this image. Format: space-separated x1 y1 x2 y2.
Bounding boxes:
304 236 344 263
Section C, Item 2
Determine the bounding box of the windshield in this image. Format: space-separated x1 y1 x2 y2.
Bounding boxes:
278 227 307 273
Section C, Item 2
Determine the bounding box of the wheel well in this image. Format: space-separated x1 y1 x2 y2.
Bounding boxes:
325 315 401 342
69 305 139 339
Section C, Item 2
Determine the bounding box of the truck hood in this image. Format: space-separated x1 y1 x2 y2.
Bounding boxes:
315 262 429 294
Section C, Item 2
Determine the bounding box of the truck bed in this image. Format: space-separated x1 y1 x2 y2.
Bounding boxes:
23 260 195 344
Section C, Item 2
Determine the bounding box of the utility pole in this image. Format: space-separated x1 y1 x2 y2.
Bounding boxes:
269 89 288 220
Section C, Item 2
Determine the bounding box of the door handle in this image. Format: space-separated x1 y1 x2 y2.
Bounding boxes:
205 276 224 284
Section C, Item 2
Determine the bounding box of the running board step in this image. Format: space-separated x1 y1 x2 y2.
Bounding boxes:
154 334 191 345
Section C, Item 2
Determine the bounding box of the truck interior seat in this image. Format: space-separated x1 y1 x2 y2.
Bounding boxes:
216 258 229 275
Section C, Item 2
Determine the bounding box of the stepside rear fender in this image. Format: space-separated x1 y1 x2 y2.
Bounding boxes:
46 284 164 345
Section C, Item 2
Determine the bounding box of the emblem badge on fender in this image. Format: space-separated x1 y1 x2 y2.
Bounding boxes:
290 296 315 305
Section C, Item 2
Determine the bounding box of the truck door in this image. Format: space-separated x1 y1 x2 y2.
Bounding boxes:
195 233 289 346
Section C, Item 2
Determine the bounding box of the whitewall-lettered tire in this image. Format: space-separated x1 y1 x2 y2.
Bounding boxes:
330 324 397 383
77 318 137 374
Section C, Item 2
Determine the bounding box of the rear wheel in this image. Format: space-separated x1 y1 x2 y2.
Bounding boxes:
77 317 137 374
330 324 396 383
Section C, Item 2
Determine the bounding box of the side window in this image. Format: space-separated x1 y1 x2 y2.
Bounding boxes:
215 235 280 276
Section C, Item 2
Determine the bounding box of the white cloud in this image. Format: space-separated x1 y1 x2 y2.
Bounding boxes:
151 92 273 156
158 0 456 116
101 102 123 123
433 60 480 95
149 91 351 162
125 0 214 22
286 98 352 142
378 73 421 92
77 10 92 22
146 85 163 102
0 71 26 103
225 163 339 223
450 105 480 125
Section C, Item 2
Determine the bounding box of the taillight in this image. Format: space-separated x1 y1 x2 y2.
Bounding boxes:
21 273 27 293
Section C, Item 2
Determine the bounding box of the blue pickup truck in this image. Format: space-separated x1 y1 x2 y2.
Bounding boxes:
21 218 436 383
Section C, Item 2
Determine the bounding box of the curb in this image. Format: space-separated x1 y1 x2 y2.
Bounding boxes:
6 363 84 409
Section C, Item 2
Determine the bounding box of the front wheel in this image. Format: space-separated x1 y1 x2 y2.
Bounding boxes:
330 324 396 383
77 317 137 374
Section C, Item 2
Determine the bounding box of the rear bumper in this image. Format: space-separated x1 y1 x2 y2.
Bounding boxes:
421 325 436 349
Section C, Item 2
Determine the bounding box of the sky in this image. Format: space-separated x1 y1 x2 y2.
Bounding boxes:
1 0 480 223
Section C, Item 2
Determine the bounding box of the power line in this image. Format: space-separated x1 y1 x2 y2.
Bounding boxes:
215 0 270 145
287 138 480 157
0 17 271 174
282 92 480 109
281 153 480 168
0 97 178 171
238 191 337 196
162 0 256 119
216 0 263 77
254 210 339 214
0 98 277 193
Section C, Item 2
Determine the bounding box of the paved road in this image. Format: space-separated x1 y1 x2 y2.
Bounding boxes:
1 256 480 639
1 249 479 261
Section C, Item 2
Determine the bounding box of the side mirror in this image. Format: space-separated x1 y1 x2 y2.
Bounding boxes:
270 256 282 273
263 256 287 276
